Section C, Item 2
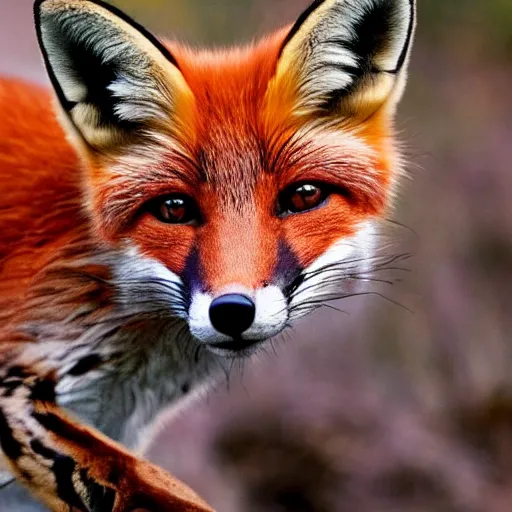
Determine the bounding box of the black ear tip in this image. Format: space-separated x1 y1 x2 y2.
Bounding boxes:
33 0 48 44
33 0 44 17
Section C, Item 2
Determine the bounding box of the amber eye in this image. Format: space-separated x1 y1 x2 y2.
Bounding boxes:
278 183 330 216
147 194 199 225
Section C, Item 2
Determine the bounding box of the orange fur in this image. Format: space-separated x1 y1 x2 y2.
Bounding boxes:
0 79 86 320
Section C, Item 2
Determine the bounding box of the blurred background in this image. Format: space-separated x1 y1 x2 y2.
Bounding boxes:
2 1 512 510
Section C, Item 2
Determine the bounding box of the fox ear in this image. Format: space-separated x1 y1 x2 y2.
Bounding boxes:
34 0 191 149
275 0 416 119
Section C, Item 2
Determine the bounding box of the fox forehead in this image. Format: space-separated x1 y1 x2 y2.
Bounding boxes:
163 33 300 195
169 34 390 178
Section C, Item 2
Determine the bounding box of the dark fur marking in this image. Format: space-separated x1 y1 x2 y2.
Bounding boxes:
20 470 32 483
1 380 22 397
274 241 304 301
79 468 117 512
0 409 23 460
107 467 121 486
395 0 415 72
53 454 88 510
33 412 70 439
30 438 59 460
103 325 122 339
68 354 103 377
31 437 89 509
30 440 82 507
30 378 57 403
348 1 400 70
6 366 27 379
181 248 202 304
33 412 93 447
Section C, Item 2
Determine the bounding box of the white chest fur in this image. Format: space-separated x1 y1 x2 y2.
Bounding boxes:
55 320 221 450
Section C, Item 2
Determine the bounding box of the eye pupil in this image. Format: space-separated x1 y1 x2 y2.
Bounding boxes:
150 195 198 225
282 183 326 215
160 199 186 221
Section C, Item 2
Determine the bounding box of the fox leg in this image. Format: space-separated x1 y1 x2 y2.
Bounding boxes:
0 364 213 512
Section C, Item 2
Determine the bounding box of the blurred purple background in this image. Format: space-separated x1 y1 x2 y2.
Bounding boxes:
2 1 512 510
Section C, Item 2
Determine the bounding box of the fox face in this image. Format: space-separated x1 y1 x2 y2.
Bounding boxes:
35 0 415 356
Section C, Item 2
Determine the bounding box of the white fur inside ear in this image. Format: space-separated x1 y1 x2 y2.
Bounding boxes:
108 73 169 123
59 75 89 104
288 6 361 109
300 44 358 108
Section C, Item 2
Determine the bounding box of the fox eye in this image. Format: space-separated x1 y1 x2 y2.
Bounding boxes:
278 183 329 215
147 194 199 225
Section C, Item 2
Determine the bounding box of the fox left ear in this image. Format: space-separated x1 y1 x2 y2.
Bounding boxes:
275 0 416 119
34 0 191 149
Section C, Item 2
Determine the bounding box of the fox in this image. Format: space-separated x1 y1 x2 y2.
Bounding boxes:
0 0 416 510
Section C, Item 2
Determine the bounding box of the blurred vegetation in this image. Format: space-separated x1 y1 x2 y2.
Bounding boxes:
420 0 512 55
110 0 261 44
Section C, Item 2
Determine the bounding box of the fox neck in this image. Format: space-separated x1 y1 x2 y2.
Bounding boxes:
57 318 220 450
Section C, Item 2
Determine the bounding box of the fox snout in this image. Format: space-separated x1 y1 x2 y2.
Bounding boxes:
173 205 300 354
188 285 289 355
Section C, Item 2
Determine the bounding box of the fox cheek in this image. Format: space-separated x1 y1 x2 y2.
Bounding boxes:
286 222 378 322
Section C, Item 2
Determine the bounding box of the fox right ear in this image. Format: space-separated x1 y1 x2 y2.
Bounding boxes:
273 0 416 120
34 0 192 149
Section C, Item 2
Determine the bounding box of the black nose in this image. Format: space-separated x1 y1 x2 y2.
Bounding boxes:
209 294 256 337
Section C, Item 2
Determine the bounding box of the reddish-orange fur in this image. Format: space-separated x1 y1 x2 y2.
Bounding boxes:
0 79 85 322
0 79 216 512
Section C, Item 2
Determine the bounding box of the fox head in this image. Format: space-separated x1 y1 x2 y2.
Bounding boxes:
35 0 415 356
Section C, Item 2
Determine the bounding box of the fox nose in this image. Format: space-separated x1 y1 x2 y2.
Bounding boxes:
209 294 256 337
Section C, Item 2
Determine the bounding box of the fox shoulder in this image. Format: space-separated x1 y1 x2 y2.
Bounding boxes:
0 78 85 308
